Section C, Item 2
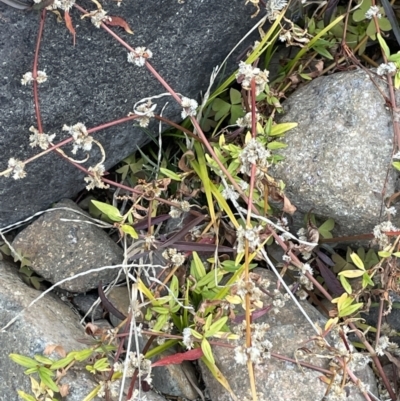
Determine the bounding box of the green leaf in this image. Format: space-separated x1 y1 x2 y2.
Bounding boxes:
121 224 139 239
378 251 392 258
73 349 94 362
159 167 181 181
362 272 374 288
338 302 363 317
82 385 101 401
201 338 215 364
38 369 59 392
319 218 335 232
205 316 228 338
9 354 38 368
339 275 352 294
338 269 365 278
191 252 207 279
269 122 297 136
377 33 391 59
267 141 287 150
34 355 54 365
392 161 400 171
92 357 110 372
299 73 312 81
312 46 333 59
204 314 213 331
91 200 122 222
50 353 76 370
17 391 37 401
388 52 400 62
229 88 242 105
350 252 365 270
212 99 231 121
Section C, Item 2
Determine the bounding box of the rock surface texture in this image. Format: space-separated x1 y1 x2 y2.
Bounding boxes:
200 268 378 401
271 69 399 237
0 260 102 401
12 198 123 292
0 0 260 228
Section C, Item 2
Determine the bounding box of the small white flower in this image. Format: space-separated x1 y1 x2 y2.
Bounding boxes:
63 122 93 154
265 0 287 21
236 61 269 95
127 47 153 67
29 126 55 150
182 328 194 350
46 0 75 11
4 158 27 180
236 112 260 128
84 164 110 190
21 70 47 85
181 97 198 119
180 200 191 212
90 9 110 28
234 345 248 365
377 62 397 76
365 5 381 19
236 225 263 253
169 206 182 218
133 100 157 127
239 138 270 177
222 185 240 201
385 206 397 216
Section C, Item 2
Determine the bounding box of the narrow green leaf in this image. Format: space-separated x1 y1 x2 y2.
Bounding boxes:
378 251 392 258
338 270 365 278
349 252 365 270
339 303 363 317
34 355 54 365
17 391 37 401
205 316 228 338
362 272 374 288
159 167 182 181
201 338 215 364
269 122 297 136
339 275 352 294
267 141 287 150
91 200 122 222
38 369 59 392
82 385 101 401
9 354 38 368
377 33 391 59
191 251 207 279
121 224 139 239
50 353 76 370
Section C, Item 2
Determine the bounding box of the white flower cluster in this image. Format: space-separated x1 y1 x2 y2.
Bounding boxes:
182 327 194 350
21 71 47 86
84 164 109 190
62 123 93 154
97 380 120 398
4 158 26 180
375 335 398 356
133 100 157 127
162 248 186 267
236 225 263 253
127 47 153 67
169 200 191 218
236 61 269 96
239 138 270 177
236 112 260 128
39 0 75 11
148 318 174 345
90 9 110 28
114 352 152 384
365 5 381 19
373 220 398 248
234 322 272 365
377 62 397 76
221 184 240 201
180 97 198 119
29 126 55 150
265 0 287 21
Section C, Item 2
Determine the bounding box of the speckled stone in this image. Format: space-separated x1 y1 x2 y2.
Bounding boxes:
271 69 399 237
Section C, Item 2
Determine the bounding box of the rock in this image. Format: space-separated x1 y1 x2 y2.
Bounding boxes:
71 291 104 321
271 69 399 237
200 268 378 401
0 0 261 228
12 198 123 292
107 285 199 400
0 260 102 401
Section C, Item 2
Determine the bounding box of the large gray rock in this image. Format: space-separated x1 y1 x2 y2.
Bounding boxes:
12 198 123 292
0 0 260 228
200 268 378 401
271 69 399 237
0 260 102 401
